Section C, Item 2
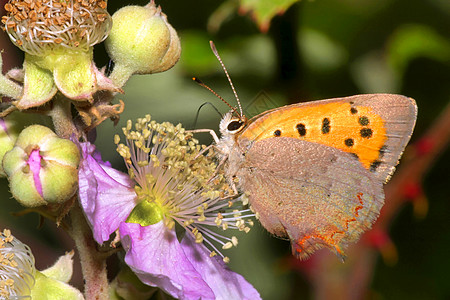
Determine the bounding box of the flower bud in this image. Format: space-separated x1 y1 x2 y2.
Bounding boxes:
0 118 19 178
106 1 181 85
2 125 80 207
0 112 51 177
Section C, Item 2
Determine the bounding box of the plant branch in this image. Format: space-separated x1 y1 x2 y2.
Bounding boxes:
48 95 77 138
68 202 109 300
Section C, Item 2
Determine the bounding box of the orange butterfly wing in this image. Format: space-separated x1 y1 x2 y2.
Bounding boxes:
232 94 416 259
239 94 417 183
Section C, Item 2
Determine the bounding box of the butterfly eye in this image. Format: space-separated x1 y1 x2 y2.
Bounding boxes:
227 120 245 132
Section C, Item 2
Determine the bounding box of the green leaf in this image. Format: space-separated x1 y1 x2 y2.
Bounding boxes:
32 271 84 300
16 59 57 110
239 0 300 32
52 52 96 100
387 24 450 75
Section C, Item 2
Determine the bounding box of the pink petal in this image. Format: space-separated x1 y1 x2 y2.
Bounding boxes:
120 222 214 300
181 234 261 300
27 149 43 197
78 142 137 243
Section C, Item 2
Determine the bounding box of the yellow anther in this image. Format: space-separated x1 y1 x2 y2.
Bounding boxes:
222 242 233 250
197 214 206 222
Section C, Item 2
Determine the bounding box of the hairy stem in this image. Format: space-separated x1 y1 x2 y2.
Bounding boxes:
48 95 77 138
69 202 109 300
108 63 133 89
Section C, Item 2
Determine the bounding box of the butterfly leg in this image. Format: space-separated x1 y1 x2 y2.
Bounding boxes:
192 144 224 162
204 154 228 184
186 129 220 144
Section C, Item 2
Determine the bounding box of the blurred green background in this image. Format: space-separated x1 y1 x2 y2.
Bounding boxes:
1 0 449 299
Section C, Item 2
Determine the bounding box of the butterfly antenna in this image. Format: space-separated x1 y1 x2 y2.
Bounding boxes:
209 41 244 120
191 102 223 129
192 77 239 116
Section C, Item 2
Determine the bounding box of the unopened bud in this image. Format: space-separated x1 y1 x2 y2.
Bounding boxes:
106 1 181 86
0 112 51 177
2 125 80 207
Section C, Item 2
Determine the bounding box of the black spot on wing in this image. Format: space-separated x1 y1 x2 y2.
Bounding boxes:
296 123 306 136
350 153 359 160
360 128 373 139
370 160 382 172
322 118 330 134
359 116 370 126
344 138 354 147
379 145 387 158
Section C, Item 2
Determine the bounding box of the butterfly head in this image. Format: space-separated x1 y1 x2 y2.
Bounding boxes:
219 111 247 137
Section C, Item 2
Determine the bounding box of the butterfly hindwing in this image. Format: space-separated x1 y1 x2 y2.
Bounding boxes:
237 137 384 260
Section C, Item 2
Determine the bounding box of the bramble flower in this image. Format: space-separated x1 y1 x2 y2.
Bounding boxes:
78 116 260 299
0 229 34 298
1 0 117 108
0 229 83 299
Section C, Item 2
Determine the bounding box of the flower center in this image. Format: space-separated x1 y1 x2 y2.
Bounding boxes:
116 115 255 262
126 194 166 226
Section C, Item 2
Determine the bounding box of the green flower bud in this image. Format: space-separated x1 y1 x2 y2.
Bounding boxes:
33 251 84 300
0 118 19 178
0 112 52 177
2 125 80 207
106 1 181 86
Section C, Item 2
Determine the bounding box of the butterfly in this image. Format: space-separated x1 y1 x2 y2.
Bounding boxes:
196 42 417 261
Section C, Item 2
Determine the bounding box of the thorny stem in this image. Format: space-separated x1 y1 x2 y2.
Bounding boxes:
48 95 77 138
69 202 109 300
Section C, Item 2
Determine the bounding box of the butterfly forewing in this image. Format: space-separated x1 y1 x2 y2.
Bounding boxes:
239 94 417 183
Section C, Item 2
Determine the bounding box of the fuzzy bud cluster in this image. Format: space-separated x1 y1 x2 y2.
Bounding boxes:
2 0 111 56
